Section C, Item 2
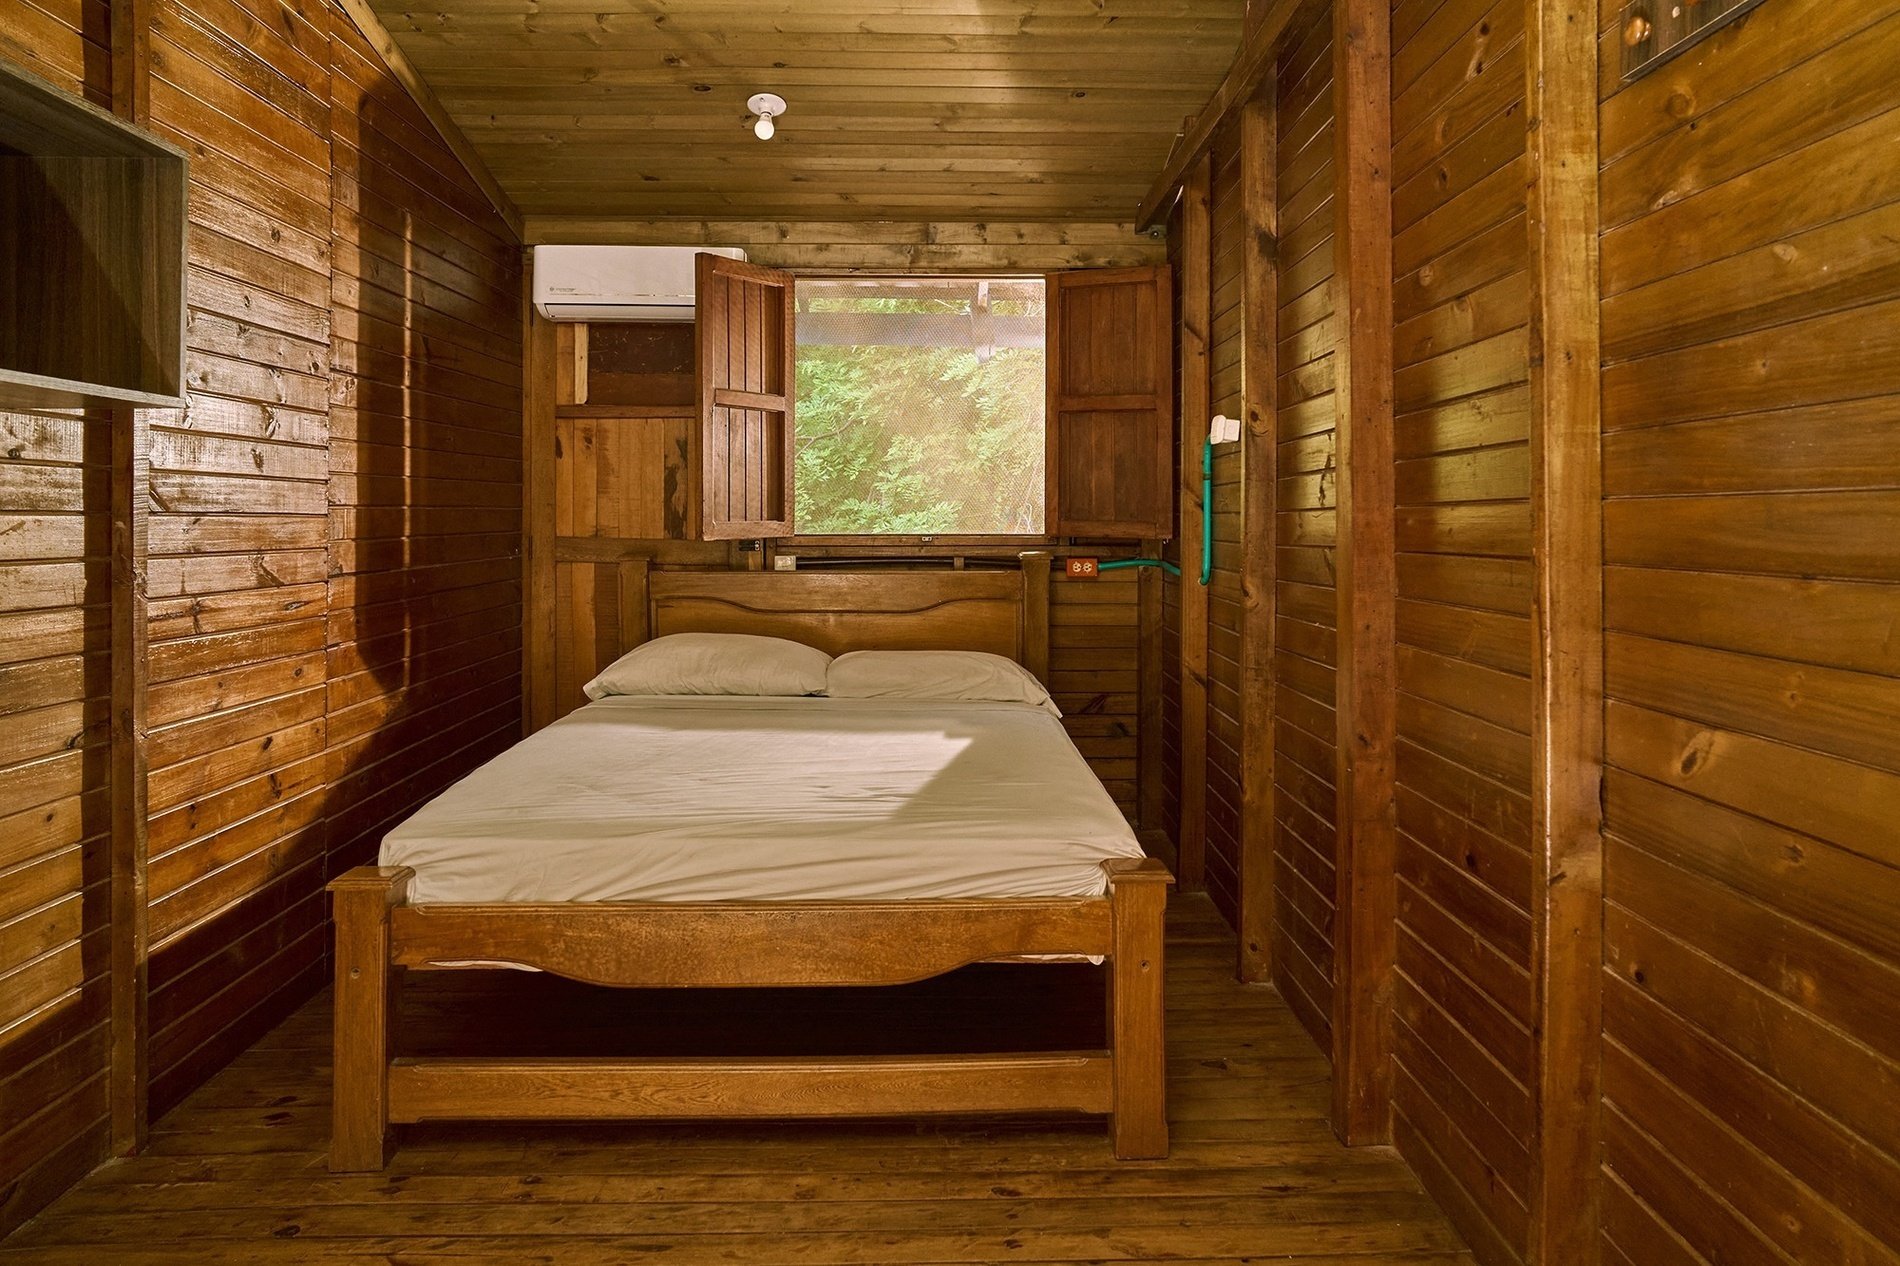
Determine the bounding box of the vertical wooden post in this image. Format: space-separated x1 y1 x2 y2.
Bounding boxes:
1136 538 1166 834
554 321 587 406
1177 156 1212 890
108 0 153 1157
1237 90 1278 984
1019 551 1052 687
329 867 412 1172
616 558 651 655
1526 2 1604 1261
523 297 558 734
1106 858 1172 1159
106 407 150 1157
1328 0 1397 1146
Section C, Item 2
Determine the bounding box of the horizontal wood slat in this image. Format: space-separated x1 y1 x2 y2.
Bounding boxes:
1596 5 1900 1264
391 900 1115 986
388 1053 1115 1122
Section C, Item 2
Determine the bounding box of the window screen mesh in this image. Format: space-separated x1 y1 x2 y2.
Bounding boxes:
794 277 1045 534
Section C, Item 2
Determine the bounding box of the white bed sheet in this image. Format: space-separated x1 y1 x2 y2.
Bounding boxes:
380 695 1146 905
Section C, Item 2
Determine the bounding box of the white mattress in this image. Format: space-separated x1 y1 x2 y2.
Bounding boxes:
380 695 1146 905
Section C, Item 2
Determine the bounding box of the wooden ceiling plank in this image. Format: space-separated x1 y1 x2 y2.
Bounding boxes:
1133 0 1318 229
336 0 524 239
366 0 1245 223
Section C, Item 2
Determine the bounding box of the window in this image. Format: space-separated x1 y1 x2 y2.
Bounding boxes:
793 276 1046 535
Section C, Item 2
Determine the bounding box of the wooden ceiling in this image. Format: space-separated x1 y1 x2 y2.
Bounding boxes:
366 0 1246 222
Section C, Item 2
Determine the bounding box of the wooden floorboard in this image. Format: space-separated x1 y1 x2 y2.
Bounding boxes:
0 896 1474 1264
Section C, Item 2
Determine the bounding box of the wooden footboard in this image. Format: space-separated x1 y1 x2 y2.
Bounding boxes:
328 858 1171 1170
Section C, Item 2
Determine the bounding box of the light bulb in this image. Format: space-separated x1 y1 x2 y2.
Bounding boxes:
753 112 775 140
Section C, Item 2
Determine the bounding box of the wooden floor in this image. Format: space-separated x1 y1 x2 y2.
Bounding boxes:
0 896 1473 1264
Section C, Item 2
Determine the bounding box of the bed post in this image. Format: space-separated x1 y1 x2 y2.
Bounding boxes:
1104 857 1171 1158
329 865 412 1172
618 557 651 653
1019 550 1051 686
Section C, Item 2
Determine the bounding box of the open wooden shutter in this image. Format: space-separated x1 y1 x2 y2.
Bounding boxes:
695 254 796 539
1044 266 1174 538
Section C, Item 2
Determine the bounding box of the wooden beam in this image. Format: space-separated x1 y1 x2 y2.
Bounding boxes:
521 218 1166 272
1134 0 1316 230
1137 538 1166 833
329 868 412 1172
1236 90 1278 984
388 1054 1114 1123
523 296 558 734
1176 156 1212 891
1020 550 1052 687
332 0 524 241
1525 1 1605 1261
1107 860 1172 1159
1328 0 1396 1147
107 0 153 1157
108 0 148 124
389 900 1115 986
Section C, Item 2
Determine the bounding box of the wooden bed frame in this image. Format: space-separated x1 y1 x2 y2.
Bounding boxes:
329 554 1173 1170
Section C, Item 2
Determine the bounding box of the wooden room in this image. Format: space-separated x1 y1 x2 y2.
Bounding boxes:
0 0 1894 1261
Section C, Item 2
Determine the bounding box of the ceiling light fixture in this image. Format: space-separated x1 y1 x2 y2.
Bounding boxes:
747 92 786 141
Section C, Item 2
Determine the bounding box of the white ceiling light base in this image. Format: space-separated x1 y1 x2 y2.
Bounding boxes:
747 92 786 140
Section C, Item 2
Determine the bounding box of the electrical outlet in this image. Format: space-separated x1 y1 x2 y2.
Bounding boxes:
773 554 798 571
1065 557 1100 578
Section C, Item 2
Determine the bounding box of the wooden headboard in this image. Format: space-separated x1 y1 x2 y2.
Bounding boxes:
643 555 1052 683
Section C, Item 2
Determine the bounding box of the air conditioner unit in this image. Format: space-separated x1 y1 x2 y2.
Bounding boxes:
531 245 747 322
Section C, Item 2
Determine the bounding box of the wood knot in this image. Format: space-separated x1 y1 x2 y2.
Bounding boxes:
1676 729 1716 778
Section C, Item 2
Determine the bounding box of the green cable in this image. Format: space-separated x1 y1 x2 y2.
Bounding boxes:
1200 437 1214 587
1097 558 1179 574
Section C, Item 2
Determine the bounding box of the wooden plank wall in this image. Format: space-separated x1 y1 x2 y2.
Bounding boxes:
141 0 340 1121
323 16 524 903
1159 1 1899 1259
1594 4 1900 1263
0 400 113 1228
1385 0 1536 1259
1158 207 1185 852
0 0 108 105
1052 570 1142 820
1270 1 1341 1056
1202 118 1246 927
0 0 521 1235
0 3 128 1232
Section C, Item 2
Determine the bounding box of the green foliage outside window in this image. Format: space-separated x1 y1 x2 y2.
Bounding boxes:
794 281 1045 535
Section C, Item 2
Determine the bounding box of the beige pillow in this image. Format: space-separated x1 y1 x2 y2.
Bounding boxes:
826 650 1060 716
583 633 830 700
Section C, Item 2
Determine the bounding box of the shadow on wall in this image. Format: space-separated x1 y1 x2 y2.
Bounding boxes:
139 80 523 1122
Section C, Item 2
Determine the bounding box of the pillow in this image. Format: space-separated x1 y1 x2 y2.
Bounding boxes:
826 650 1061 717
583 633 830 700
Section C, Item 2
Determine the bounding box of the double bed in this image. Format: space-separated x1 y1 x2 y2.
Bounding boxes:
328 557 1173 1169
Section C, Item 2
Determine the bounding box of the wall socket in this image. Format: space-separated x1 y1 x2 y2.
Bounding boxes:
773 554 798 571
1065 557 1100 578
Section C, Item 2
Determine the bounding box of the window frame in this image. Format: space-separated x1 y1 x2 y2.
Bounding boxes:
782 270 1052 545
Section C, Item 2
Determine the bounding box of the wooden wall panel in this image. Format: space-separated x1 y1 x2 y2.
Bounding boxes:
1596 8 1900 1264
0 0 108 104
1203 118 1246 926
0 405 113 1235
323 14 524 891
1270 0 1339 1056
1051 569 1141 820
141 0 337 1117
0 0 520 1225
1387 0 1534 1258
1159 208 1186 851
